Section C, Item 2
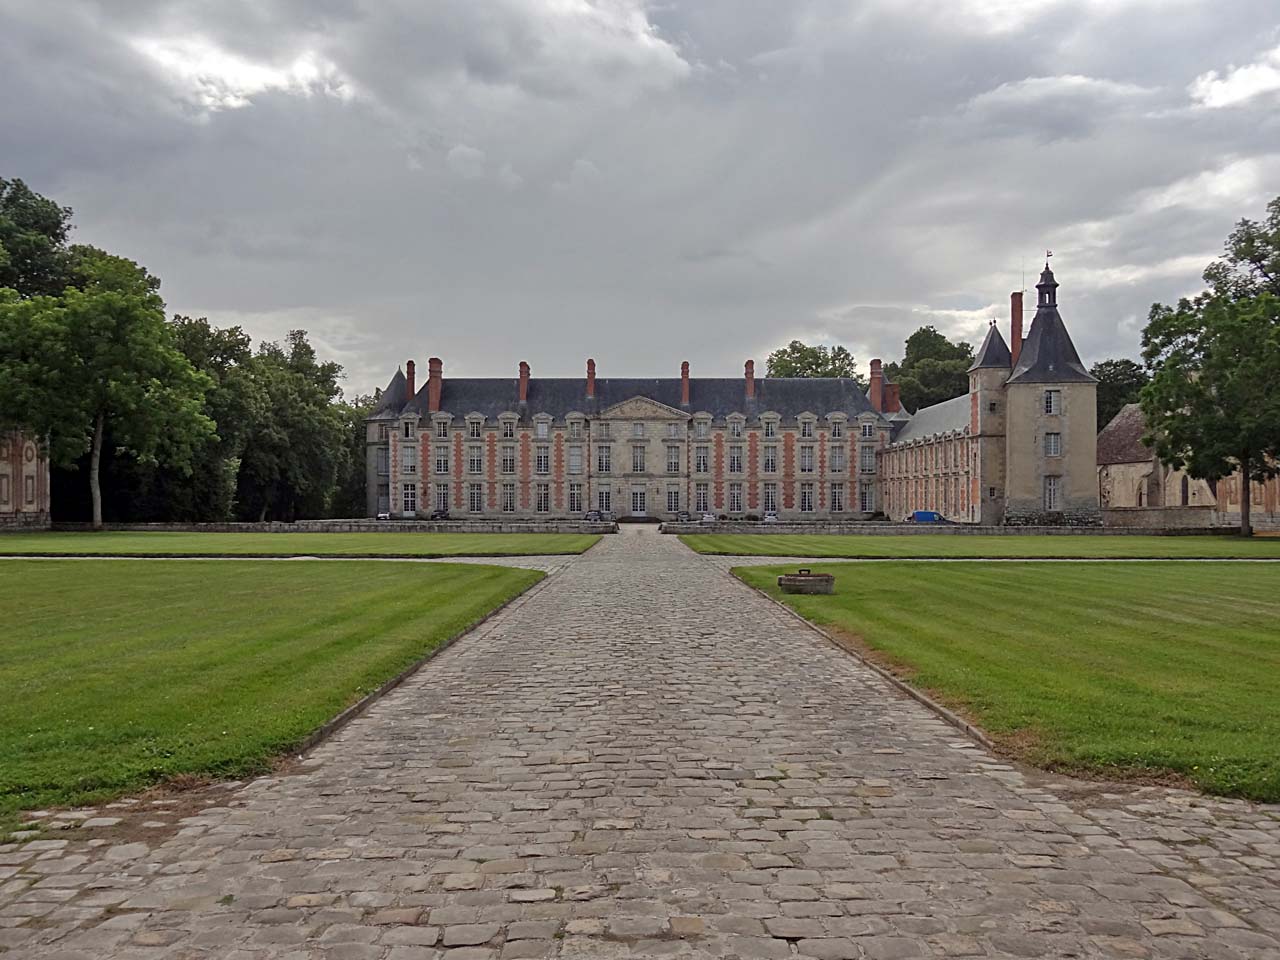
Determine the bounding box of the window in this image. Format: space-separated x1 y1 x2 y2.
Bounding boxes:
729 420 743 438
729 445 743 473
861 423 874 439
502 482 516 513
763 482 777 514
502 420 515 439
695 420 710 438
860 446 876 473
469 420 482 439
764 420 777 438
1045 432 1062 457
763 445 777 473
597 422 611 439
598 445 612 473
468 483 483 512
468 445 482 474
569 420 582 439
800 445 815 473
568 446 583 475
536 446 550 474
435 449 450 474
436 483 449 511
569 482 583 513
403 421 415 439
830 446 845 472
536 483 550 513
1044 390 1062 415
666 487 680 512
377 423 389 441
695 445 709 473
694 482 709 513
800 482 814 512
402 482 417 513
831 422 843 439
666 446 680 474
728 482 743 513
436 420 449 438
666 423 681 438
598 486 612 512
628 487 646 514
1044 475 1061 511
632 422 645 438
535 420 550 439
502 446 516 474
376 447 389 475
831 482 845 513
632 445 646 473
404 455 416 474
988 401 998 413
800 420 814 438
0 475 8 505
989 486 997 499
859 483 874 513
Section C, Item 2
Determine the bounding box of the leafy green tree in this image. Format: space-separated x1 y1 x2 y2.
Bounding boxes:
0 177 75 297
330 391 380 518
1141 195 1280 537
1090 358 1149 429
0 248 215 527
883 325 974 411
766 340 861 381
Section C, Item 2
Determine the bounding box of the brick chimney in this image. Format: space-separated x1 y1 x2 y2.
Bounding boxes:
885 382 900 413
586 358 596 399
869 359 884 412
1010 291 1024 368
405 359 416 400
427 357 442 413
518 361 530 404
745 359 756 400
681 361 690 407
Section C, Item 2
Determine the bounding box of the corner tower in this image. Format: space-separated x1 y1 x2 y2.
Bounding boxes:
968 321 1012 524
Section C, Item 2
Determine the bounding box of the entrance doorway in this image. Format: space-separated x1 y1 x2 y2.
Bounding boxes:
631 488 647 517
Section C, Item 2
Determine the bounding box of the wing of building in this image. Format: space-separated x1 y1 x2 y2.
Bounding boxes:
367 265 1100 525
0 431 52 529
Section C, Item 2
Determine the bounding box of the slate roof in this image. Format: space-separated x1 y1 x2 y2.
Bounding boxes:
1097 403 1153 465
371 374 880 423
890 393 970 444
1008 265 1095 384
968 324 1012 371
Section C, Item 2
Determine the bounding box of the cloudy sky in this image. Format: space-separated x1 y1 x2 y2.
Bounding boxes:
3 1 1278 396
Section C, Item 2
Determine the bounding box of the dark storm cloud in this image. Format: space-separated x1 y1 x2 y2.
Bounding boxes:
2 0 1278 395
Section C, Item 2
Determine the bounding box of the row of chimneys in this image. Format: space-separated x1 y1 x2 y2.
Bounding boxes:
866 291 1026 414
403 357 762 412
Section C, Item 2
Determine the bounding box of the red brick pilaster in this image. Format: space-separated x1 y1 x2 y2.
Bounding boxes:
519 433 532 509
486 432 498 509
452 432 464 509
421 433 430 479
782 432 796 509
746 432 759 510
712 433 725 510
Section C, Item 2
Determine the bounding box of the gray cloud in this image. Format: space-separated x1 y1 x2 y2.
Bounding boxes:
2 0 1278 396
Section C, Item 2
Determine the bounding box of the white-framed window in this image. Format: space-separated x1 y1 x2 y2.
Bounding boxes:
763 482 777 513
501 445 516 474
404 454 416 474
763 445 777 473
598 445 612 473
468 420 482 439
435 449 450 474
695 482 709 513
695 445 709 473
502 482 516 513
800 420 814 438
569 420 582 439
861 422 874 438
729 445 743 473
598 486 612 512
989 486 998 499
536 483 550 513
632 422 645 438
729 420 743 438
800 446 815 473
436 420 449 439
695 420 710 438
376 447 389 475
596 421 611 439
831 421 843 439
1044 475 1061 511
377 423 389 441
830 446 845 472
536 445 550 474
860 446 876 473
535 419 550 439
728 482 743 513
568 446 583 474
569 482 583 513
666 445 680 473
763 420 777 438
468 482 483 512
631 445 646 473
436 483 450 511
860 483 874 513
502 420 515 439
631 488 646 513
831 482 845 512
1045 432 1062 457
468 445 482 474
402 482 417 513
666 422 681 438
1044 390 1062 415
403 421 416 439
666 486 680 512
800 482 815 512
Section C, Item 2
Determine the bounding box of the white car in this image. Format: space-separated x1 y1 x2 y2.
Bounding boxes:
699 513 717 524
762 511 779 523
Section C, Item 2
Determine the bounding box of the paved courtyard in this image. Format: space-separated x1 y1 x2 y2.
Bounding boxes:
2 528 1279 959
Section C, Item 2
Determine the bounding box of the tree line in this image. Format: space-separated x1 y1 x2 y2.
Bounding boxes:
0 177 372 527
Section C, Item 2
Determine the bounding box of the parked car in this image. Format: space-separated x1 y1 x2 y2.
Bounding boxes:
906 510 952 524
762 511 779 524
699 513 717 524
429 509 450 520
584 510 604 521
375 511 391 521
676 511 692 522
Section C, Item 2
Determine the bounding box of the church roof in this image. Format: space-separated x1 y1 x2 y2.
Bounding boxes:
890 393 970 444
1097 403 1153 465
1008 264 1095 384
968 324 1012 371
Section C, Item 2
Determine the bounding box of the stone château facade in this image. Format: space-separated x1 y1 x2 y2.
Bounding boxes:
367 265 1099 525
0 430 52 529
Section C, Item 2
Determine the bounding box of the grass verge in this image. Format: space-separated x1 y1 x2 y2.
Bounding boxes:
0 559 542 831
684 532 1280 559
0 530 600 557
736 561 1280 801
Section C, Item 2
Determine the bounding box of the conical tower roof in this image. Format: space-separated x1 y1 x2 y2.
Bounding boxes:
1008 264 1094 384
968 323 1012 371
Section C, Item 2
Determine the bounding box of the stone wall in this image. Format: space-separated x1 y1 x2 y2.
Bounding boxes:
0 511 51 531
659 520 1232 537
1102 506 1227 529
50 519 618 535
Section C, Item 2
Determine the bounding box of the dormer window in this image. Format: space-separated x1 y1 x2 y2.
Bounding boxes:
729 420 743 438
763 420 777 438
831 422 843 439
403 421 416 439
436 420 449 439
468 420 482 439
535 419 550 439
502 420 515 439
800 420 814 438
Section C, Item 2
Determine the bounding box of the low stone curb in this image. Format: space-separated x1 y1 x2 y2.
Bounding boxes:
0 550 591 560
727 567 998 753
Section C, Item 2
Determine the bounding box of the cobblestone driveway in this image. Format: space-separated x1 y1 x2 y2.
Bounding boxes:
3 528 1278 959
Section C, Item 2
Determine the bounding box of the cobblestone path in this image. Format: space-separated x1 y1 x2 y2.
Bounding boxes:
3 528 1278 959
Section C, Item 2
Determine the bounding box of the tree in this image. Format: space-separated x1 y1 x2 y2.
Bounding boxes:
0 248 215 527
1141 195 1280 537
0 177 75 297
883 325 974 411
766 340 861 381
330 391 380 518
1091 358 1149 429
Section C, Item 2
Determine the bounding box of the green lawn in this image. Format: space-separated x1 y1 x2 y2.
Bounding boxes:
0 559 542 829
0 530 600 557
737 561 1280 801
683 532 1280 559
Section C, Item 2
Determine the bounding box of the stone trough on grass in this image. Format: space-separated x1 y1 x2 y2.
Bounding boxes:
777 568 835 595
